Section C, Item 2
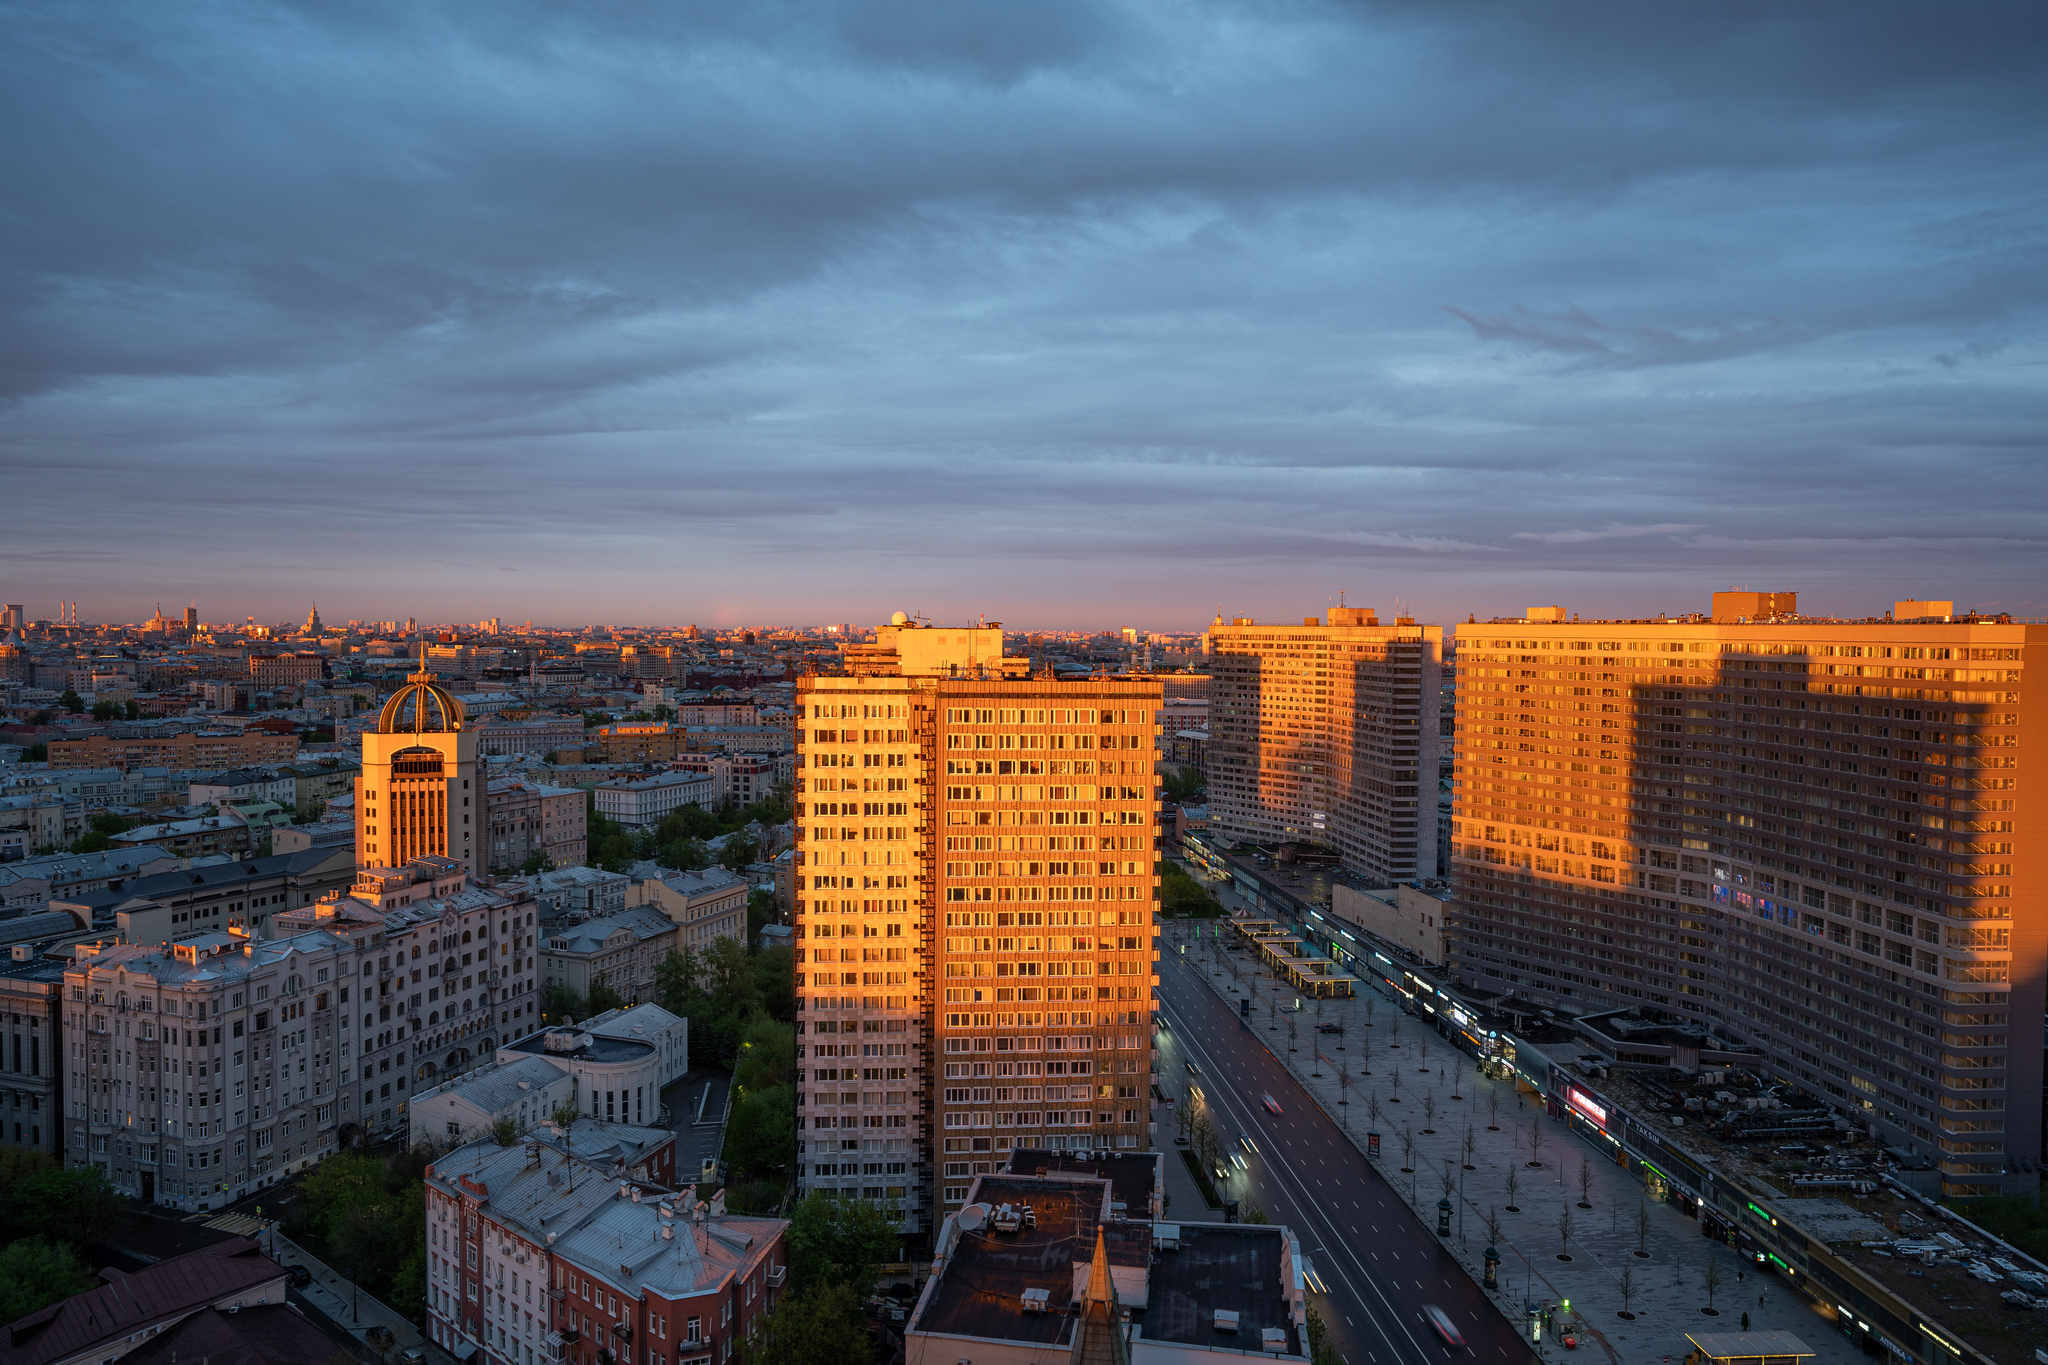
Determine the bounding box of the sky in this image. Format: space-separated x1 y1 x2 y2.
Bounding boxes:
3 1 2045 632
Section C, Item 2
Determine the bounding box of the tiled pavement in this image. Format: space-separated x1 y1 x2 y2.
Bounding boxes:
1166 892 1861 1364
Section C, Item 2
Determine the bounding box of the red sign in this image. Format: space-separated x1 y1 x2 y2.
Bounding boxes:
1565 1086 1607 1127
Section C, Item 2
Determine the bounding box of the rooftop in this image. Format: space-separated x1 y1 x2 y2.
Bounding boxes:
912 1178 1113 1348
1142 1220 1302 1355
543 906 675 955
1006 1148 1161 1220
505 1024 656 1066
424 1136 780 1301
0 1237 284 1365
413 1054 570 1116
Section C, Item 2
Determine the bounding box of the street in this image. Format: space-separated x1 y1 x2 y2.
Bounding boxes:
1156 948 1538 1365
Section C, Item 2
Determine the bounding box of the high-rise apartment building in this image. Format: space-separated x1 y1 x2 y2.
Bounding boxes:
794 619 1161 1254
1208 608 1444 882
359 663 480 870
1449 592 2041 1198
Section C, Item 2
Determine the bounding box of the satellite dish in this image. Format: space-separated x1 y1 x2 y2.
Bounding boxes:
957 1203 989 1232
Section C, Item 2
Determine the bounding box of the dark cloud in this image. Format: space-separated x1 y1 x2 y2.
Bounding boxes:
0 0 2044 627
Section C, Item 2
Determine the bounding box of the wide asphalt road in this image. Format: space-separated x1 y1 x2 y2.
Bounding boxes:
1156 948 1537 1365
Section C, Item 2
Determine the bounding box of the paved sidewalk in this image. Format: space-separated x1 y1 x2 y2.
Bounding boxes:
270 1228 449 1364
1167 903 1859 1365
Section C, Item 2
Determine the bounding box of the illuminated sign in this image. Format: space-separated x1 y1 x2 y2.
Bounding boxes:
1564 1086 1607 1127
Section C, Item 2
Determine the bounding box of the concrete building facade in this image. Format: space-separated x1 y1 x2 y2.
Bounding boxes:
484 776 586 873
1449 593 2041 1199
794 619 1161 1251
1207 607 1444 884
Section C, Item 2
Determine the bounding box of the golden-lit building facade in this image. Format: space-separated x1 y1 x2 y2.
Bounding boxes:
1208 607 1444 880
795 623 1160 1251
359 663 480 870
1449 594 2044 1199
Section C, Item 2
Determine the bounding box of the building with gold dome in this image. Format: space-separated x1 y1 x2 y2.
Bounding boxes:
359 657 479 869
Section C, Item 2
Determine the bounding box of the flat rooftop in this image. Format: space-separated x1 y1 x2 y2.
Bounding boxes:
1143 1221 1299 1354
1006 1149 1158 1218
914 1178 1109 1348
503 1027 654 1065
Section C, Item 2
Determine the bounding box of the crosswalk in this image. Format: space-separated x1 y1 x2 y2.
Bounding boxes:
199 1212 267 1236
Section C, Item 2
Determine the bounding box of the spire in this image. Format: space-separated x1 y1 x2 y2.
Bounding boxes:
1086 1226 1113 1304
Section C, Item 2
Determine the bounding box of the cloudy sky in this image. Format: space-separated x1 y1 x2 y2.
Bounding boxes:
3 1 2044 630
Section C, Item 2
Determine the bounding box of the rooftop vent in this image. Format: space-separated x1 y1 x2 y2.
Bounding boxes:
1215 1310 1241 1334
1018 1287 1051 1314
1261 1327 1288 1353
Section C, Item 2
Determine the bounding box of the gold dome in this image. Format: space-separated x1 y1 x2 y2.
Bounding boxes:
378 664 465 734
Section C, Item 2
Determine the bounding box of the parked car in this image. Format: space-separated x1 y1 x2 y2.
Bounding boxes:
284 1264 312 1288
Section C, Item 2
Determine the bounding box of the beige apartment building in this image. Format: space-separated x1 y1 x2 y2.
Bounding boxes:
1208 607 1444 882
795 618 1161 1252
1449 592 2042 1199
46 732 299 773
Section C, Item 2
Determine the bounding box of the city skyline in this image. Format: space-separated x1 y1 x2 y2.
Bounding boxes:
4 3 2044 625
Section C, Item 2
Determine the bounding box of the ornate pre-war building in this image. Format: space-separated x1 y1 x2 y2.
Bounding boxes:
359 656 480 870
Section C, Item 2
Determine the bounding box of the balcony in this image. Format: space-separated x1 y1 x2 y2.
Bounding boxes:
766 1265 787 1288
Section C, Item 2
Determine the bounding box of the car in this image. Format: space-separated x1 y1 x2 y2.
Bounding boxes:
1318 1023 1343 1034
1423 1305 1464 1347
399 1350 427 1365
1185 1061 1200 1076
1230 1152 1248 1170
1238 1133 1259 1153
284 1264 312 1288
1261 1093 1283 1116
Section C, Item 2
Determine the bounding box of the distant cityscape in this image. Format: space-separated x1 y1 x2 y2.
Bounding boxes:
0 588 2037 1365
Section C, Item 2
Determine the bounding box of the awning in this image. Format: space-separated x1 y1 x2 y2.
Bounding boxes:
454 1341 479 1362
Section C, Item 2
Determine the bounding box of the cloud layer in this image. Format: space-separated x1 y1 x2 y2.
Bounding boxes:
2 0 2044 628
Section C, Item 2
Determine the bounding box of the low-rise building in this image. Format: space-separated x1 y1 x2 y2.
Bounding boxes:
0 793 72 860
593 721 680 764
629 866 749 950
539 907 676 1007
516 865 630 919
408 1053 575 1147
904 1170 1310 1365
268 818 355 855
109 812 258 860
0 846 180 914
186 768 296 809
108 846 357 944
1330 881 1450 968
577 1002 690 1088
422 1137 786 1365
45 731 298 773
474 713 583 757
495 1024 662 1128
669 751 785 808
593 770 714 829
0 1237 290 1365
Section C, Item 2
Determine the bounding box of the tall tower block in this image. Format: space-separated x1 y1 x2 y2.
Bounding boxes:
358 656 479 869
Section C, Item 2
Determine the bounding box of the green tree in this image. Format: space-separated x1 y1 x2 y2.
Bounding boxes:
519 851 551 875
748 888 779 943
542 985 584 1023
735 1015 797 1092
125 700 140 721
0 1159 122 1248
657 836 712 872
91 700 118 721
655 945 704 1015
716 831 758 869
789 1195 899 1294
299 1153 391 1243
724 1083 795 1180
1306 1303 1341 1365
652 704 675 721
753 943 794 1022
586 978 626 1015
1239 1201 1270 1224
749 1283 872 1365
58 688 83 714
293 797 327 825
0 1238 95 1323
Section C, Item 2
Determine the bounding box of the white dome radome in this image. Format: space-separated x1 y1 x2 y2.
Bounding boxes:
889 610 909 626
